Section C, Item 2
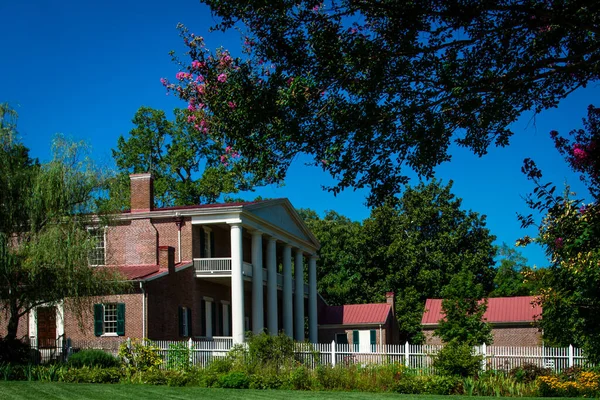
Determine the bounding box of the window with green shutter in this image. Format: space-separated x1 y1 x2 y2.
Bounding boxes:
370 329 377 352
94 303 125 336
352 330 359 352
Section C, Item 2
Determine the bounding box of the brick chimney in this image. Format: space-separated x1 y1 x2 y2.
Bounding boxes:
130 173 153 212
386 292 395 312
159 246 175 274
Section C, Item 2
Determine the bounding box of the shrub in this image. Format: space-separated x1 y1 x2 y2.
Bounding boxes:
68 349 120 368
207 356 233 374
246 332 295 371
510 362 552 383
289 365 311 390
432 341 482 377
165 342 191 370
0 338 32 365
63 366 122 384
426 375 461 395
118 339 162 372
219 371 250 389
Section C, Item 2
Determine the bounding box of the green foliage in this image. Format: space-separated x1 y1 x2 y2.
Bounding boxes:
510 362 552 384
518 105 600 362
246 332 295 371
436 269 493 345
491 244 538 297
68 349 120 369
164 2 600 205
300 180 496 342
289 365 312 390
468 371 538 397
63 366 122 384
218 371 250 389
118 339 163 372
432 341 483 377
166 342 192 370
112 106 262 208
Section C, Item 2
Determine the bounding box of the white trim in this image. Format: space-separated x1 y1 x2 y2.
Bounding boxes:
203 296 214 301
56 303 64 340
28 309 37 339
101 332 119 337
192 213 243 225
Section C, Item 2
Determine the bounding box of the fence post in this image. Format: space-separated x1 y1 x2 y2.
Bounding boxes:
481 343 487 372
404 341 410 368
331 340 336 367
188 338 194 366
569 344 574 368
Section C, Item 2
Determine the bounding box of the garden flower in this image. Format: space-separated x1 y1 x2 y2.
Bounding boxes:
228 101 236 109
217 73 227 83
191 60 201 69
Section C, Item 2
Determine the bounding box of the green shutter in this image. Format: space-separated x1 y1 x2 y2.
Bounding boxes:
116 303 125 336
199 229 206 258
211 302 217 337
187 308 193 337
370 329 377 352
178 306 184 336
217 303 223 336
210 232 215 257
94 304 103 336
200 300 206 336
352 330 359 351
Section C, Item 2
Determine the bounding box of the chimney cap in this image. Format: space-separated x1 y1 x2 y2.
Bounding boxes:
129 173 153 180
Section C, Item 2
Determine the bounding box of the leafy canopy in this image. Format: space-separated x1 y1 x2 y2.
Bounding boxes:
165 0 600 204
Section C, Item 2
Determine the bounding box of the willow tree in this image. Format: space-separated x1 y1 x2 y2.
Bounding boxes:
0 104 125 341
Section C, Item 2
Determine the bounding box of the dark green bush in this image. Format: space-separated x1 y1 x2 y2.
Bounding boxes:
249 371 286 389
394 374 427 394
432 341 482 377
426 375 462 394
0 339 32 365
68 349 120 368
207 356 233 374
289 365 311 390
510 362 552 383
63 366 122 383
246 332 295 371
219 371 250 389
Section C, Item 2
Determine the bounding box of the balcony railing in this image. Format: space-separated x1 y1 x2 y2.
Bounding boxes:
194 258 232 275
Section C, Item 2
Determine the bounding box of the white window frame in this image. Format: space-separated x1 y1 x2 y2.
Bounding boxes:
103 303 118 335
181 306 189 337
88 227 106 266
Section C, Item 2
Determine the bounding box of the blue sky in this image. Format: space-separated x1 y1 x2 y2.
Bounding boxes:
1 0 596 268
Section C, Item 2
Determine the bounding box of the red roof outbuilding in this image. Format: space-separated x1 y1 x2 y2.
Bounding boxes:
421 296 541 325
319 303 392 325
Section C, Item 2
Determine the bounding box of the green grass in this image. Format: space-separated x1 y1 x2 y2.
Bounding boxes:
0 382 584 400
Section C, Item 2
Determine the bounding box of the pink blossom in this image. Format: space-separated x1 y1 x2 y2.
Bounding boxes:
191 60 201 69
312 5 320 11
194 124 200 130
225 146 232 153
198 103 205 109
573 144 588 161
287 77 294 85
217 73 227 83
231 151 240 158
160 78 167 86
220 155 228 163
196 85 205 94
555 237 564 249
228 101 236 109
195 75 205 83
200 120 207 128
187 103 196 111
220 54 232 65
187 115 196 123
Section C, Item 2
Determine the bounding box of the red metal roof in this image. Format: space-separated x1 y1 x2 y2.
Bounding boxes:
121 199 281 213
319 303 392 325
421 296 542 325
111 261 193 281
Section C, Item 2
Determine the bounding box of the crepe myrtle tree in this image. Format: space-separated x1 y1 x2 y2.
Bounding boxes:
163 1 600 205
517 105 600 362
0 104 126 341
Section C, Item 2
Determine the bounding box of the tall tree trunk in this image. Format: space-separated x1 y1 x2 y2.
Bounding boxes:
5 299 21 341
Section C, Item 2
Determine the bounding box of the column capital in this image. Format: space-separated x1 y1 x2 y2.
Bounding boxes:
228 222 243 228
251 229 263 237
267 236 277 244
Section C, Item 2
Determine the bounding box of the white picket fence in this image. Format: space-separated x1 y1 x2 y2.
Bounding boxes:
65 338 589 373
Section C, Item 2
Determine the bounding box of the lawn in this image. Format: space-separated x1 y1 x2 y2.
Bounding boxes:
0 382 582 400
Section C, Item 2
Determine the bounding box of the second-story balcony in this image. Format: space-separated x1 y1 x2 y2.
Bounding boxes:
193 257 308 294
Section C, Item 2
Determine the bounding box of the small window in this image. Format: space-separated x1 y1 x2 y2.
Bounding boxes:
179 306 192 337
94 303 125 336
88 228 105 266
336 333 349 345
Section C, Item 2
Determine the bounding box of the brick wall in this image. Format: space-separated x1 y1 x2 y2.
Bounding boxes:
106 219 157 266
423 325 542 346
0 308 29 339
63 293 144 342
153 217 192 262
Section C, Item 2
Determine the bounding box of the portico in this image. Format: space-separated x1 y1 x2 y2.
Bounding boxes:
189 200 320 344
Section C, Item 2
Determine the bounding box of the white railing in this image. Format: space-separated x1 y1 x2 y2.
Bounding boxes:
63 338 590 372
194 258 232 275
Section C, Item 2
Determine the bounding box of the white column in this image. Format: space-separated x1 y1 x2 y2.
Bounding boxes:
308 256 318 343
251 231 264 334
266 238 278 335
282 244 293 337
294 249 305 341
230 223 244 344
